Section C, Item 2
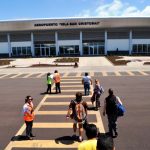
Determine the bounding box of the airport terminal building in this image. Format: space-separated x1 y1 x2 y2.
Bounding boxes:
0 17 150 57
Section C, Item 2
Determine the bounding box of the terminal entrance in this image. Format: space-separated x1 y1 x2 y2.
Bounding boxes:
34 43 56 56
83 42 104 55
59 45 80 56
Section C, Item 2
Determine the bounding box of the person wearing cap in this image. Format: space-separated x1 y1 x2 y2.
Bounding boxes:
23 96 35 140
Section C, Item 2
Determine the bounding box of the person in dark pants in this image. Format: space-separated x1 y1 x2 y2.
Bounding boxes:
23 96 35 140
53 70 61 93
82 72 92 96
46 72 53 94
103 89 118 138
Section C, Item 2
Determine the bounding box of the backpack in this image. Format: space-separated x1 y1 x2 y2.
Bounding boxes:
73 100 86 122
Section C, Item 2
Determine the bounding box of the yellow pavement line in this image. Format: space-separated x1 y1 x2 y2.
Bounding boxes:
22 73 34 78
126 71 134 76
10 73 22 78
61 85 83 87
61 78 81 81
6 140 79 149
61 89 85 92
138 71 149 76
102 71 107 76
46 95 92 98
61 81 81 84
36 73 46 78
33 122 98 128
95 111 105 133
76 72 81 76
0 74 10 78
63 73 69 77
36 111 97 115
42 101 92 105
89 72 94 76
114 71 121 76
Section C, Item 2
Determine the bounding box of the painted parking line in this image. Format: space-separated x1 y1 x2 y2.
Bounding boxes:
36 73 46 78
138 71 149 76
10 73 22 78
22 73 34 78
102 71 107 76
114 71 121 76
0 74 10 78
126 71 134 76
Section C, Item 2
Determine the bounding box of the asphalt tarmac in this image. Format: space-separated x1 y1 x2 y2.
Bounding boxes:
0 74 150 150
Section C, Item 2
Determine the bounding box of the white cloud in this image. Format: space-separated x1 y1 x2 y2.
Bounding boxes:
76 0 150 17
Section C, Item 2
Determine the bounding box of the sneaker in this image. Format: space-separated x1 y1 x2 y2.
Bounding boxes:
78 136 83 142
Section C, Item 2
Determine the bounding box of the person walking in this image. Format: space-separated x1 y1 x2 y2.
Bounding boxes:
46 72 53 94
82 72 92 96
92 79 104 110
78 124 98 150
53 70 61 93
23 96 35 140
103 89 118 138
66 92 88 142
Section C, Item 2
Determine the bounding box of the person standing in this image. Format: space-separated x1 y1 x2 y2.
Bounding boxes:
23 96 35 140
82 72 92 96
66 92 88 142
53 70 61 93
46 72 53 94
78 124 98 150
92 79 104 110
103 89 118 138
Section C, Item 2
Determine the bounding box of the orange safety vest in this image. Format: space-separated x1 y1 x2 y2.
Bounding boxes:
54 73 61 83
24 104 34 121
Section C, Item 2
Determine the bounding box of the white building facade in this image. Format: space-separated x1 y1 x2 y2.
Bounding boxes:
0 17 150 57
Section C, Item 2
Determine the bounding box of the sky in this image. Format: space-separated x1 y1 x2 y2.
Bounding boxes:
0 0 150 20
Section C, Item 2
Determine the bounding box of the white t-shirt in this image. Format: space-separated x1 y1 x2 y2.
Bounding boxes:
82 76 91 84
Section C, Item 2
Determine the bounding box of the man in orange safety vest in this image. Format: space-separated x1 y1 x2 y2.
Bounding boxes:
53 70 61 93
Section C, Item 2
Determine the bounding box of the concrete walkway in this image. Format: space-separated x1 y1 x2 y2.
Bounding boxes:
0 57 150 74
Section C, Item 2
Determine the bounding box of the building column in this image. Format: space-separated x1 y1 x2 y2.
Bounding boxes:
31 32 35 57
104 30 108 55
55 32 59 56
79 31 83 56
129 30 132 55
7 33 11 57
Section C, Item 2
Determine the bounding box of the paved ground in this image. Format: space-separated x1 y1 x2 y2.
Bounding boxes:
0 73 150 150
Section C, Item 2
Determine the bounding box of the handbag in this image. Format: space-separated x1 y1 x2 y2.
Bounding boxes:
117 103 126 117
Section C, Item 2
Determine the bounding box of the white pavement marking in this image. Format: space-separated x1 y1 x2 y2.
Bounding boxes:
138 71 149 76
102 71 107 76
0 74 10 78
114 71 121 76
22 73 34 78
63 73 69 77
36 73 46 78
10 73 22 78
126 71 134 76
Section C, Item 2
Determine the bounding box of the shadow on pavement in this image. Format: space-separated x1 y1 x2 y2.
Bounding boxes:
11 135 29 141
55 135 78 145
